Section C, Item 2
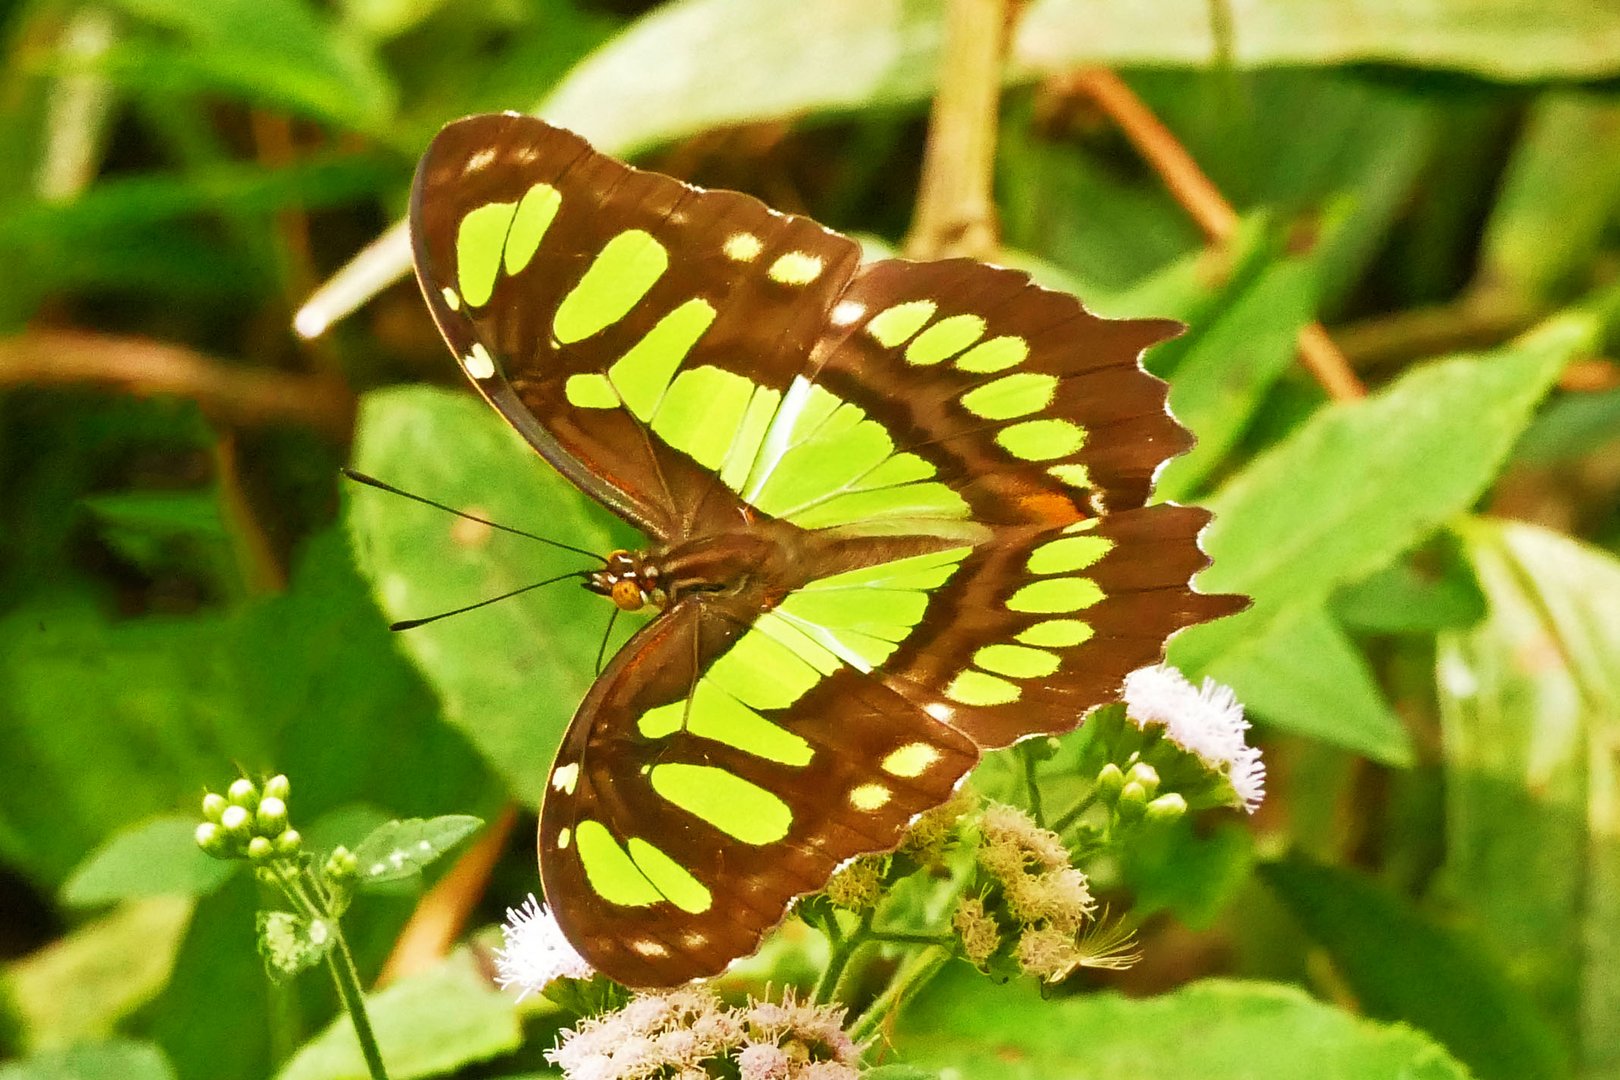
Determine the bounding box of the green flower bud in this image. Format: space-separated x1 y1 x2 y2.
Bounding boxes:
201 792 228 822
274 829 303 856
255 796 288 835
1145 793 1188 824
324 845 358 882
1095 763 1125 801
1125 762 1160 798
254 866 279 886
1117 781 1148 821
220 804 252 837
195 822 229 857
247 836 275 862
227 777 259 809
262 774 291 802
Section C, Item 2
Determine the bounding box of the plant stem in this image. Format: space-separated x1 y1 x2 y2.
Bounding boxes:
325 925 391 1080
867 931 957 947
812 910 872 1005
850 946 953 1045
1021 744 1045 826
904 0 1010 259
1050 789 1098 834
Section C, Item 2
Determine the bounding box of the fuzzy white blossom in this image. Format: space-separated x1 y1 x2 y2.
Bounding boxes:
493 894 594 998
1122 665 1266 812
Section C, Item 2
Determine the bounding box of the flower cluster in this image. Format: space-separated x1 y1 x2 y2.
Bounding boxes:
195 775 303 863
956 803 1136 983
547 986 859 1080
1122 665 1266 812
493 894 594 998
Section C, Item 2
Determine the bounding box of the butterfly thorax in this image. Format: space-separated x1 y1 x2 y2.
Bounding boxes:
587 525 806 614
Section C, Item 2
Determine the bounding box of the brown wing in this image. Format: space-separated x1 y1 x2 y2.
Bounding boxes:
538 594 978 987
410 112 861 541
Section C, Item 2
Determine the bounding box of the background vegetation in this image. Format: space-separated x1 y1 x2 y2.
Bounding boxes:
2 0 1619 1077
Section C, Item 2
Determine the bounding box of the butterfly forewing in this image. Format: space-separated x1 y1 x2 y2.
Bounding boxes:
407 113 1247 989
411 112 861 541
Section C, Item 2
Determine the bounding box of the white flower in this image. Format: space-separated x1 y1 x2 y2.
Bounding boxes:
493 894 594 998
1122 665 1266 812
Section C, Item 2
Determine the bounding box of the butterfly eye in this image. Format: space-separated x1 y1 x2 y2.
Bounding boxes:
610 580 645 611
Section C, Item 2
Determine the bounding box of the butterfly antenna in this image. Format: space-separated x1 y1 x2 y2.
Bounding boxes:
594 605 619 676
341 468 604 562
390 570 586 631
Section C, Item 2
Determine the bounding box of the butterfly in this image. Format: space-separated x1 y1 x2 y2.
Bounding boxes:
407 112 1244 987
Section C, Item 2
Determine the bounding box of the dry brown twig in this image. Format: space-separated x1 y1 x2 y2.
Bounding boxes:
0 329 354 436
1055 68 1367 403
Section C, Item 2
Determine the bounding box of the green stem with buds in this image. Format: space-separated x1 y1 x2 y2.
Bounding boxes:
812 910 874 1005
1051 789 1099 834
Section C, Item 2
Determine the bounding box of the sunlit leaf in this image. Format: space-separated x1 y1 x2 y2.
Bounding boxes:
347 387 636 801
893 966 1472 1078
1437 517 1620 1075
61 816 237 907
275 951 521 1080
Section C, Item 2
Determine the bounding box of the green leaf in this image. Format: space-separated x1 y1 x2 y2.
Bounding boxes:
1480 92 1620 302
1206 605 1410 764
1120 819 1255 929
1262 855 1568 1080
256 911 335 983
893 965 1473 1078
351 815 482 884
1169 315 1590 682
0 1039 177 1080
347 387 633 800
1333 537 1487 634
95 0 395 132
1015 0 1620 81
1437 517 1620 1076
5 898 191 1049
61 815 236 907
1151 228 1329 500
275 951 521 1080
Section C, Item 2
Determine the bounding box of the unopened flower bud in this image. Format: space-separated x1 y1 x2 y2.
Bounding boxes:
254 866 279 885
274 829 303 856
1125 762 1160 796
1117 781 1148 820
325 845 358 882
201 792 228 822
247 836 275 862
195 822 228 857
262 774 291 802
1095 763 1125 801
1145 793 1188 824
220 804 252 837
255 796 288 834
227 778 259 809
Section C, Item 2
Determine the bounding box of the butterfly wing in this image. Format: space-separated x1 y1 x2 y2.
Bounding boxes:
538 582 979 987
410 112 861 541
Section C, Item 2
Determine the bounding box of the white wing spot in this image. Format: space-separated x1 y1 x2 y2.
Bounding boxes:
830 300 865 326
768 251 824 285
464 148 497 173
463 342 495 379
632 939 670 957
850 783 891 811
551 762 580 794
440 286 461 311
557 827 571 849
723 232 763 262
924 701 955 723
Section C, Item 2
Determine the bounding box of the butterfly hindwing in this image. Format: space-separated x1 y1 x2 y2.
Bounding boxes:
538 579 979 987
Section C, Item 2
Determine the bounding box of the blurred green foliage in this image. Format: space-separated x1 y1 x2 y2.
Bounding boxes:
2 0 1619 1078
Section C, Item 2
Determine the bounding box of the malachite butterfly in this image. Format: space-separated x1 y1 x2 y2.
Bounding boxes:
406 112 1244 987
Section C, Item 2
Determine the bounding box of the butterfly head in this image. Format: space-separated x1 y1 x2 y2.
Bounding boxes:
586 549 665 612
